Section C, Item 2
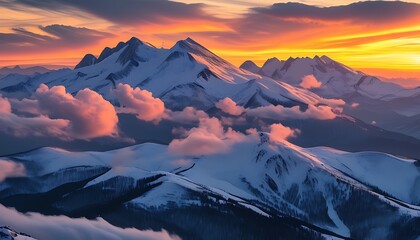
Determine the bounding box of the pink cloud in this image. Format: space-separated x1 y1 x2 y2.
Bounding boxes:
168 117 245 156
350 102 360 108
300 75 322 89
164 107 209 123
0 205 180 240
0 95 70 138
34 84 119 139
269 123 299 143
0 96 11 113
114 83 165 122
0 85 119 140
0 160 25 181
215 98 245 116
246 104 337 120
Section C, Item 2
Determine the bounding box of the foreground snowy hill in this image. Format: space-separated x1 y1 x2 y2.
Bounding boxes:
1 133 418 239
241 57 420 139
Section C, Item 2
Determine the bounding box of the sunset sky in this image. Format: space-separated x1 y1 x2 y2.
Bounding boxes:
0 0 419 86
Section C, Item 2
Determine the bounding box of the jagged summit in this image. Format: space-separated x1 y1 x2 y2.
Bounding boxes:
75 37 147 69
240 60 260 74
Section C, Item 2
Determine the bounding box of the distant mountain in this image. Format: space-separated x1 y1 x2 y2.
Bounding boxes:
0 65 51 76
1 37 420 154
241 57 420 139
1 133 418 239
241 56 420 100
0 37 338 111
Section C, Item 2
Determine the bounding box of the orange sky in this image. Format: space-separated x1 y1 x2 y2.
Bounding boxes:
0 0 419 87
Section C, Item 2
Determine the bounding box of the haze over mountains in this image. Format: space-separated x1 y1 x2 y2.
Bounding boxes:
0 36 419 240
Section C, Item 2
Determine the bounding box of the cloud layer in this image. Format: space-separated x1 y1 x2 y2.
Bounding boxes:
114 84 165 122
35 84 119 138
0 204 180 240
169 117 245 156
0 84 119 140
247 104 337 120
0 160 25 181
216 97 245 116
300 75 322 89
269 123 299 143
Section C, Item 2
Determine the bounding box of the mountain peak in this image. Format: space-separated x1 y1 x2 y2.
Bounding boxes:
75 54 97 69
126 36 143 46
240 60 260 74
174 37 205 50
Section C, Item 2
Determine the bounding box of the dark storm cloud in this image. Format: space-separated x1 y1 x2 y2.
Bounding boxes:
0 25 113 54
0 0 209 24
252 1 420 23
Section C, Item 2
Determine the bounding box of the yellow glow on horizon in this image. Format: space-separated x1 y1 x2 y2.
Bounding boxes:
0 0 419 87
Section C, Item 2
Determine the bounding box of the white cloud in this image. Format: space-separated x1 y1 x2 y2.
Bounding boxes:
0 204 180 240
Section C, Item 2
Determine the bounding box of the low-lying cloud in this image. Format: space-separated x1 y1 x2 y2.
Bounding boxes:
300 75 321 89
0 204 180 240
0 160 25 181
215 97 245 116
35 84 119 138
0 84 119 140
164 106 209 123
114 84 165 122
169 117 245 156
247 104 337 120
269 123 299 143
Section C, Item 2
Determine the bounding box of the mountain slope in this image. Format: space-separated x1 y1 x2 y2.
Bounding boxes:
241 56 420 100
241 57 420 139
1 134 418 239
0 38 343 111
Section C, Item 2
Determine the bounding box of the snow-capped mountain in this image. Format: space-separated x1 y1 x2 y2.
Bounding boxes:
1 133 418 239
0 226 35 240
241 56 420 100
0 66 51 76
241 57 420 139
0 37 341 110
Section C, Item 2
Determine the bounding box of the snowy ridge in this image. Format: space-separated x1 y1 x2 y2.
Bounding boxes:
0 37 343 111
1 133 418 239
241 56 420 100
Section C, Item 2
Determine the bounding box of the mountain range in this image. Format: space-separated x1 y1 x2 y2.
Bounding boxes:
0 36 419 240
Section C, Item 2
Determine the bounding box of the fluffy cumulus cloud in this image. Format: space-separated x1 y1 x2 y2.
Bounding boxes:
0 95 11 112
114 84 165 122
215 97 245 116
0 204 180 240
300 75 321 89
246 104 337 120
34 84 119 138
0 95 70 138
169 117 245 156
0 160 25 181
269 123 299 143
0 85 119 140
163 107 209 123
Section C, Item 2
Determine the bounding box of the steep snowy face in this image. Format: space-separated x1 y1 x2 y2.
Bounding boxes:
1 134 418 239
241 56 420 100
